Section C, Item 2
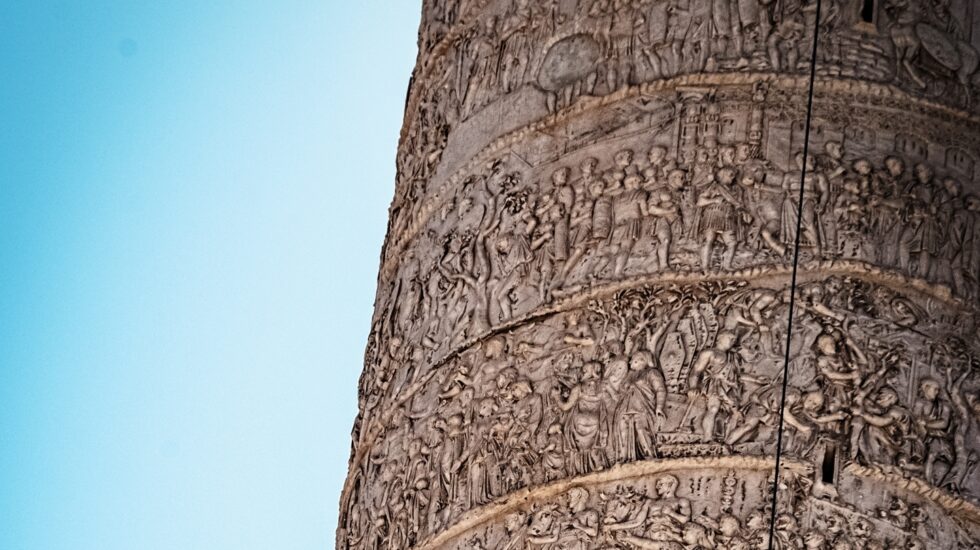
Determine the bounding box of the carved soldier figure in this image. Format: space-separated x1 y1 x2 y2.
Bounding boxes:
489 226 533 321
609 155 648 279
644 168 683 270
540 422 565 482
640 0 671 79
697 166 742 270
819 141 846 255
461 398 494 509
665 0 694 76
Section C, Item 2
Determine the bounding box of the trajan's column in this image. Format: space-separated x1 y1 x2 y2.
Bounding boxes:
340 1 980 548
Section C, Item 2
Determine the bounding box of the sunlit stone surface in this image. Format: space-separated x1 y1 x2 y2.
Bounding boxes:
339 1 980 548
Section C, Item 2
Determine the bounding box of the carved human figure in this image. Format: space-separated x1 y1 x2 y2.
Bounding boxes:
739 163 786 257
898 163 942 279
665 0 694 76
526 505 561 548
558 158 602 286
717 513 750 547
850 386 911 466
686 331 742 443
911 377 953 484
559 487 599 550
884 0 928 88
813 329 867 415
502 511 529 550
461 16 500 117
725 375 781 445
640 2 671 79
819 141 846 254
613 349 668 462
945 186 976 297
465 397 500 508
530 190 563 301
540 423 565 482
767 7 804 71
609 150 647 278
781 153 829 255
554 361 609 474
603 340 631 408
433 412 466 526
498 0 534 94
697 166 742 270
834 177 870 260
511 378 544 447
944 363 978 490
784 389 846 458
618 475 692 548
489 227 533 321
645 168 683 270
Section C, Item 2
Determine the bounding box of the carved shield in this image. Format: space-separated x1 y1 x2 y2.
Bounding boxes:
537 34 601 92
916 23 962 71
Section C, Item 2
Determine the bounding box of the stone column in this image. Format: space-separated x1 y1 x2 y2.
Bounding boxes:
339 1 980 548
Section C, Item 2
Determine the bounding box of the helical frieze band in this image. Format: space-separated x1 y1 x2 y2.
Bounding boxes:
340 2 980 549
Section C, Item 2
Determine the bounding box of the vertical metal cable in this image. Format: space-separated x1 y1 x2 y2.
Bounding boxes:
767 1 823 546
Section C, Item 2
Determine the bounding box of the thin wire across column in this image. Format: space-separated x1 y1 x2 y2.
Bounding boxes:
767 1 824 546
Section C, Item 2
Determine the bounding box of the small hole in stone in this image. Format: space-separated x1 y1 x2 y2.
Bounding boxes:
861 0 876 23
822 444 837 484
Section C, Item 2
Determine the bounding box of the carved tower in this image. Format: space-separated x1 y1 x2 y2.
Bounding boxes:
340 1 980 548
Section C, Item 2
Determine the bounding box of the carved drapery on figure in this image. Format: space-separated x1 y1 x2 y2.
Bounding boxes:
341 1 980 548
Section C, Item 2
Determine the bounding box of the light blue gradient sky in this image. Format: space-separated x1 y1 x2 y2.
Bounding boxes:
0 2 419 549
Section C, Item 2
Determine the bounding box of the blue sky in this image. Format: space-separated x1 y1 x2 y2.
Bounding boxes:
0 2 419 548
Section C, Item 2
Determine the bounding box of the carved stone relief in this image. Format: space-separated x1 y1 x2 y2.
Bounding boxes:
342 277 980 549
374 83 979 373
341 1 980 549
396 0 980 233
435 465 980 549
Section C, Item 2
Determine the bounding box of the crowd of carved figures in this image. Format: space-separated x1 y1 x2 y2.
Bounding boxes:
441 474 979 549
397 0 980 208
342 276 980 549
417 0 980 115
342 2 980 549
377 109 980 377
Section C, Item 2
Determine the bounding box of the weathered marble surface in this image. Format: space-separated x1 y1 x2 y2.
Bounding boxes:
340 1 980 548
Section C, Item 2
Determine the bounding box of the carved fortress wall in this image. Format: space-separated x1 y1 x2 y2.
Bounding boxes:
340 1 980 548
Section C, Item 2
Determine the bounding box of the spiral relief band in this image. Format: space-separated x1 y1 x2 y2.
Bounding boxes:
340 2 980 549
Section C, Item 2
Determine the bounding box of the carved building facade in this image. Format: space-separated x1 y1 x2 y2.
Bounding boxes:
340 1 980 548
